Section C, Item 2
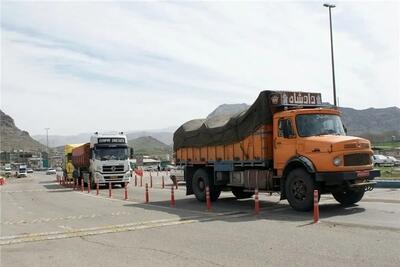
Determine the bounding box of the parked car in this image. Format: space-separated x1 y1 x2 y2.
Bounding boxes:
27 168 34 173
46 168 57 175
162 165 177 171
387 156 400 167
4 167 12 175
372 155 394 167
142 165 158 171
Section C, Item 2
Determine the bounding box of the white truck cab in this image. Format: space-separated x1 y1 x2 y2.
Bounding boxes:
90 133 132 186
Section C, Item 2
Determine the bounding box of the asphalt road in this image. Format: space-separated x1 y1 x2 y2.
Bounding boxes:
1 172 400 267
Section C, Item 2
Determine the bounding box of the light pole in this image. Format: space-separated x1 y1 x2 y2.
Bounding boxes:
323 3 337 107
45 128 50 167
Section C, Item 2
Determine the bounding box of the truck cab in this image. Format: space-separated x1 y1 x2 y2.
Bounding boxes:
17 164 28 178
90 133 132 187
273 108 379 210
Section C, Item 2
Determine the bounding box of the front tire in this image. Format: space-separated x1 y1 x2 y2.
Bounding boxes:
192 168 221 202
332 189 364 206
231 188 254 199
285 168 315 211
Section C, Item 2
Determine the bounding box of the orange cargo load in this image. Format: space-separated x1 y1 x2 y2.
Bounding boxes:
72 143 90 168
176 124 272 163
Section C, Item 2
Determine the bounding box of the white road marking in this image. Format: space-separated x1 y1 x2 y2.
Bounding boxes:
0 212 250 245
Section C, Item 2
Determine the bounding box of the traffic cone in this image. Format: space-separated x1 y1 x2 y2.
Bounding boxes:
124 182 128 200
313 190 319 223
254 188 260 215
205 186 211 211
145 183 149 203
170 186 175 207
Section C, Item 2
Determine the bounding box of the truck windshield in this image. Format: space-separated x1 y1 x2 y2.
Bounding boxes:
296 114 345 137
94 147 128 161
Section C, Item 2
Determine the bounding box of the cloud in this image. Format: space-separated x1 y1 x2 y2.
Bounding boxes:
1 1 399 135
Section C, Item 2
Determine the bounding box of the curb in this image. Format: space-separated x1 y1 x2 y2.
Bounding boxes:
375 180 400 188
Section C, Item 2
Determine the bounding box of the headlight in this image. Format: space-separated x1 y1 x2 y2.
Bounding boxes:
333 156 342 166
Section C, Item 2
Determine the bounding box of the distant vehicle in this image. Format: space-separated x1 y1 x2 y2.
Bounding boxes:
387 156 400 167
143 165 158 171
27 168 34 173
372 155 394 167
4 166 12 175
170 166 184 184
46 168 57 175
162 165 177 171
17 165 28 178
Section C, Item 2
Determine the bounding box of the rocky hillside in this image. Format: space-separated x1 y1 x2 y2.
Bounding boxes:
0 109 46 152
33 130 174 147
340 107 400 136
128 136 172 158
207 103 249 118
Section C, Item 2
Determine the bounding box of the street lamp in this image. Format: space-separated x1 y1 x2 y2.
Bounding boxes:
45 128 50 167
323 3 337 107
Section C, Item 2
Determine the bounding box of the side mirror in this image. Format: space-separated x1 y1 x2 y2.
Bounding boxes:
130 147 134 159
343 124 348 134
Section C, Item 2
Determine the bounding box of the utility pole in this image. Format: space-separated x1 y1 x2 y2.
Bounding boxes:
323 3 337 107
45 128 50 167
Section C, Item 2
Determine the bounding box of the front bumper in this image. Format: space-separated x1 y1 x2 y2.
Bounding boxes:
94 171 131 183
315 169 380 186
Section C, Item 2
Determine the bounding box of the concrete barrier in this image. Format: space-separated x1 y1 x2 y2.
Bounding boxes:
375 179 400 188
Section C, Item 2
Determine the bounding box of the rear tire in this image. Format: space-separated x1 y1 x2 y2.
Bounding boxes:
332 189 364 206
231 188 254 199
192 168 221 202
285 168 315 211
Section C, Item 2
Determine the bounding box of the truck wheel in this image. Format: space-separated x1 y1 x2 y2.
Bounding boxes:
332 189 364 206
192 168 221 202
285 168 314 211
231 188 254 199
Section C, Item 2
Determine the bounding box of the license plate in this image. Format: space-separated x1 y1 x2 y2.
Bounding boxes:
110 176 118 180
357 170 370 178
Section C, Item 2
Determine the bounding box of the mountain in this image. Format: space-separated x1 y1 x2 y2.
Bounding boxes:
0 109 47 152
128 136 172 158
33 130 175 148
339 107 400 135
126 131 173 145
206 103 249 118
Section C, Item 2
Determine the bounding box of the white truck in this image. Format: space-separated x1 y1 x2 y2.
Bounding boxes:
72 132 133 187
17 164 28 178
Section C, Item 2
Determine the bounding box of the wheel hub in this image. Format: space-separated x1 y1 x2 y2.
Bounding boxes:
292 180 307 200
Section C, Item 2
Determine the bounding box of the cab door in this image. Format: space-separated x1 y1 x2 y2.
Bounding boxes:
273 116 298 175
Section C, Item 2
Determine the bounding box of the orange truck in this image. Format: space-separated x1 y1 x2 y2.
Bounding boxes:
174 90 380 211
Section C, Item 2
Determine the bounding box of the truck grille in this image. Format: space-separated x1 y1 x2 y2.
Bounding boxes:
103 165 124 173
343 153 371 166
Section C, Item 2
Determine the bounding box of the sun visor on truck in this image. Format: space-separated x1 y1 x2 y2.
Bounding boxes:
173 90 322 150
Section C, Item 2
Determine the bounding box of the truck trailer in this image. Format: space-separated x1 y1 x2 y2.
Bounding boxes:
174 90 380 211
72 132 133 188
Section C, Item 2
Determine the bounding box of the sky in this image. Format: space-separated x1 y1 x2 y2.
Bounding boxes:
1 1 399 136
